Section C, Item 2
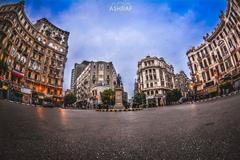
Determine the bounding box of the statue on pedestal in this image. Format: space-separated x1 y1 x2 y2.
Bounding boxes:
116 74 123 88
114 74 125 109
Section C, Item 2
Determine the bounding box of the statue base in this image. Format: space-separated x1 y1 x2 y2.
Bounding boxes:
114 87 125 109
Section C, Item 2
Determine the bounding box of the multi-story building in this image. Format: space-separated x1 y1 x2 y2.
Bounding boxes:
175 71 191 98
75 61 117 108
136 56 176 106
187 0 240 97
70 61 90 92
0 2 69 104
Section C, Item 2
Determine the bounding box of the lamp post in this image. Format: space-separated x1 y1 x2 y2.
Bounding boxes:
214 70 220 96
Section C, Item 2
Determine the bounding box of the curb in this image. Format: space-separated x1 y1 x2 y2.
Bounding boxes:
96 108 143 112
195 91 240 104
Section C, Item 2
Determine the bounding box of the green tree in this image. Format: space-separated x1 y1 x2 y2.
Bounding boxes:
133 92 146 108
0 59 8 76
100 89 115 108
64 93 77 107
166 89 182 105
219 81 232 90
219 81 233 94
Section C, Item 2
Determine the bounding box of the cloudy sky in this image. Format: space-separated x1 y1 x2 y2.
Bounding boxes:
2 0 226 97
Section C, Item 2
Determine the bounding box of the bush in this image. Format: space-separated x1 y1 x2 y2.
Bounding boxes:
166 89 182 105
100 89 115 108
133 92 146 108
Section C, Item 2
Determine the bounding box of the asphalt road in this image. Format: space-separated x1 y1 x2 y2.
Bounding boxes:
0 95 240 160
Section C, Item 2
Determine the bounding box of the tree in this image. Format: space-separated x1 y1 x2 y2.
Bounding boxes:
0 59 8 76
100 89 115 108
64 93 77 107
133 92 146 108
166 89 182 105
219 81 233 94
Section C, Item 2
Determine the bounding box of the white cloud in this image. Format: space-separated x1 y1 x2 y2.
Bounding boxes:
26 1 209 97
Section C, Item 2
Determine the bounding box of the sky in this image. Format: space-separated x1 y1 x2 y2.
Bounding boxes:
1 0 226 97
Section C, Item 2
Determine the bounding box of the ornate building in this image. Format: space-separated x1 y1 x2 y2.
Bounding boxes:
187 0 240 97
75 61 117 108
136 56 176 106
0 2 69 104
175 71 191 98
70 61 90 92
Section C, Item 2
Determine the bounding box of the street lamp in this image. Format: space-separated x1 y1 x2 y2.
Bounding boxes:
214 70 220 96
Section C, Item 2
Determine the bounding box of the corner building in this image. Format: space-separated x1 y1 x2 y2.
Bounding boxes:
0 2 69 103
187 0 240 96
137 56 176 106
75 61 117 108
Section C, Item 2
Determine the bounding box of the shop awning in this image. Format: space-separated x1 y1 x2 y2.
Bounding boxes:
12 70 24 79
207 86 218 94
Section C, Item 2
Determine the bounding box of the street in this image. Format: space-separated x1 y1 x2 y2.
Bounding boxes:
0 95 240 160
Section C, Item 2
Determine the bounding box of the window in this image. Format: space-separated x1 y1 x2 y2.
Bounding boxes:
206 71 210 81
200 62 204 69
210 68 214 76
207 57 211 65
192 56 195 61
209 44 212 51
225 58 233 69
221 45 228 56
202 72 206 82
212 54 216 62
150 75 152 80
216 49 222 59
194 64 197 72
228 38 233 48
220 64 225 72
154 75 157 80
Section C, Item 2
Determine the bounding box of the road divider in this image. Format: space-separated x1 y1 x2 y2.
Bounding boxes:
96 108 143 112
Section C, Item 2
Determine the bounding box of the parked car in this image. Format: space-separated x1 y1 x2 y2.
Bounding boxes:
42 101 54 108
178 97 187 104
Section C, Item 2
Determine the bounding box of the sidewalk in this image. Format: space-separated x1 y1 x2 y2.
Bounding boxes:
1 99 41 107
188 90 240 104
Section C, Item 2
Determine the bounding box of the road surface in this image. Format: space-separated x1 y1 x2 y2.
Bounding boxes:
0 95 240 160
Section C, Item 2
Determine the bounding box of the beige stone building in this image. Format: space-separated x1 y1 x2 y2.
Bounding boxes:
187 0 240 97
75 61 117 108
175 71 191 98
0 2 69 104
70 61 90 93
136 56 175 106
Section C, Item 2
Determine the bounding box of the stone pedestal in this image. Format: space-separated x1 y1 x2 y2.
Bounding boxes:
114 87 125 109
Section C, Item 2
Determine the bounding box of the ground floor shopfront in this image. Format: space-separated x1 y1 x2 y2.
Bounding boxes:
146 95 167 107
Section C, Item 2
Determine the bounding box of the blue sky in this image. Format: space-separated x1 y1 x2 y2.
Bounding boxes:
1 0 226 97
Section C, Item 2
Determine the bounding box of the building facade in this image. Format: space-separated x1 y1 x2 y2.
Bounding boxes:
75 61 117 108
70 61 90 92
175 71 191 98
0 2 69 104
136 56 176 106
187 0 240 97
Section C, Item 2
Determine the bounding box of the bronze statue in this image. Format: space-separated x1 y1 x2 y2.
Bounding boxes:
116 74 122 87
